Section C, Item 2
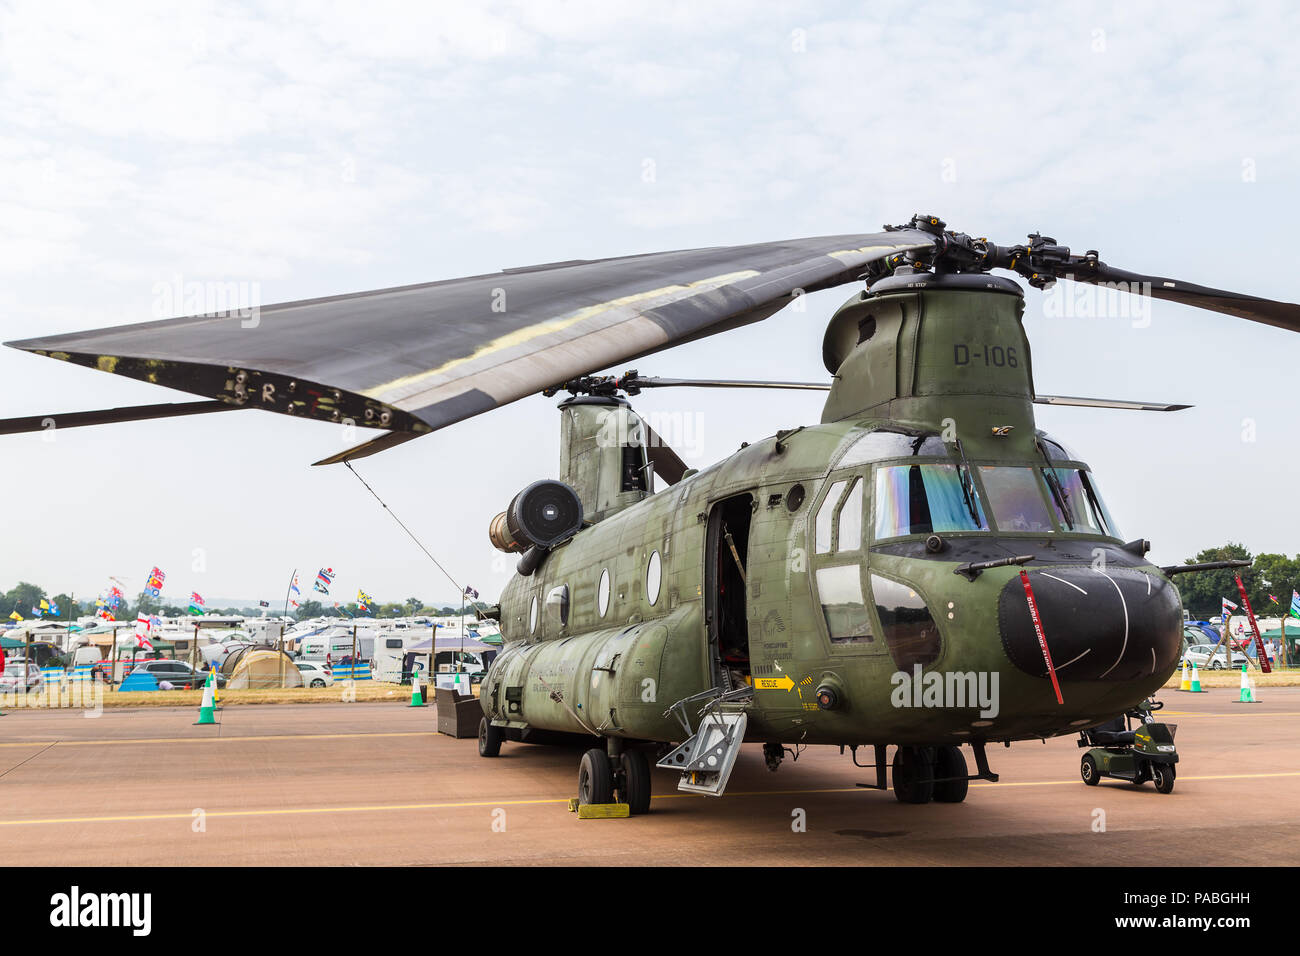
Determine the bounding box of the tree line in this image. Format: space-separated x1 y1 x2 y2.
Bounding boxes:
1 583 487 623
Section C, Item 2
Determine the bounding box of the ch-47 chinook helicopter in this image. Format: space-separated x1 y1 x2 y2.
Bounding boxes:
3 214 1289 810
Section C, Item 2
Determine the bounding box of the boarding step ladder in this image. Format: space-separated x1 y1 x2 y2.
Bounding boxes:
656 686 753 796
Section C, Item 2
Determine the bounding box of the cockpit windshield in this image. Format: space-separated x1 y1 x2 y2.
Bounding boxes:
976 466 1056 533
872 460 1121 540
874 464 989 538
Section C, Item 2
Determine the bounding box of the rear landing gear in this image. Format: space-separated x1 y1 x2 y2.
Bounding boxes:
478 718 503 757
577 745 653 814
618 749 652 815
578 748 613 804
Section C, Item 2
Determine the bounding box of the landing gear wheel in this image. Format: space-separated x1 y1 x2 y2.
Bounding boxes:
892 746 935 804
578 748 614 805
933 745 969 803
478 718 503 758
1081 753 1101 786
1153 764 1175 794
618 749 652 815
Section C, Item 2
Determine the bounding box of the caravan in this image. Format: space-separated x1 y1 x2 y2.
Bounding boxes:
297 627 374 662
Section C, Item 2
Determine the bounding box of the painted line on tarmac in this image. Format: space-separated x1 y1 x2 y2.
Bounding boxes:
0 731 436 749
1158 711 1300 718
3 771 1298 827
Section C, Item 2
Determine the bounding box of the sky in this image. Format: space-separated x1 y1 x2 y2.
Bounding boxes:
1 0 1298 608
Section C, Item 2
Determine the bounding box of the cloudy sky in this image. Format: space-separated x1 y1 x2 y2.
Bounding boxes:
2 0 1298 608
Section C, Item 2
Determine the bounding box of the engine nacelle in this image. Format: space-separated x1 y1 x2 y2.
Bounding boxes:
488 479 584 553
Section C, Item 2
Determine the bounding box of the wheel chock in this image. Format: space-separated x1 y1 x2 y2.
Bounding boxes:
576 803 630 820
567 798 579 813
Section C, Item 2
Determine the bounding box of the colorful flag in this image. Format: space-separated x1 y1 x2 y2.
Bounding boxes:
1291 590 1300 621
144 567 166 598
49 602 59 616
357 589 373 613
258 600 269 608
1222 597 1238 620
314 568 336 595
464 585 479 600
39 599 50 611
31 605 41 616
290 574 301 595
134 613 154 651
189 592 206 615
7 611 21 621
1269 594 1280 606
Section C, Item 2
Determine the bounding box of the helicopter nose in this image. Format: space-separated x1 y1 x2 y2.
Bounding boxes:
996 566 1182 682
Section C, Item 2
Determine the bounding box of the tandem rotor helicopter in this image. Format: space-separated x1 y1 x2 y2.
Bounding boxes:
4 214 1291 810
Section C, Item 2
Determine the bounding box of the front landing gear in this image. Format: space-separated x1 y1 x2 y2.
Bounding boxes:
892 746 935 804
891 744 980 804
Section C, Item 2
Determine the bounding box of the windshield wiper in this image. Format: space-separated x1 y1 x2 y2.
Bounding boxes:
953 439 983 527
1035 440 1074 530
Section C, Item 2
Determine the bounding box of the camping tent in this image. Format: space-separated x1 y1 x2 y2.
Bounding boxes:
222 647 303 689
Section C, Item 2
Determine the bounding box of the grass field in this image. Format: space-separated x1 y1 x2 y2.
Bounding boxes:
0 680 481 709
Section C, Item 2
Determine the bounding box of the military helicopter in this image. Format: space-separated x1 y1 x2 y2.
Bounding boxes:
2 214 1286 811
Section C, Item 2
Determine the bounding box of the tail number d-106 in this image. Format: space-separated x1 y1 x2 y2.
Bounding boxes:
954 344 1019 368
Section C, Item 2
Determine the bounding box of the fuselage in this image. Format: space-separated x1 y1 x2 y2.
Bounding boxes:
481 417 1183 746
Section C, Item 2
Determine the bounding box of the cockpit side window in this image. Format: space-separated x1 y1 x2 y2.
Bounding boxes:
1044 467 1121 537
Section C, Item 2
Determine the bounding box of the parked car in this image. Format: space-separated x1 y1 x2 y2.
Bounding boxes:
1183 643 1248 670
133 659 226 689
296 660 333 688
0 659 43 691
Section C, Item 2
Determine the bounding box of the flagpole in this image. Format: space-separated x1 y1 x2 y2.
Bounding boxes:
283 568 297 621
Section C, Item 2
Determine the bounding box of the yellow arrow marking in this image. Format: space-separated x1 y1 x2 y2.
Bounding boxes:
754 676 795 692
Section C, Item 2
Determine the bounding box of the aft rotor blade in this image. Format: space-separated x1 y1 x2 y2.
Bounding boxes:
6 231 935 460
0 400 237 436
311 431 423 466
1032 395 1192 412
1069 263 1300 334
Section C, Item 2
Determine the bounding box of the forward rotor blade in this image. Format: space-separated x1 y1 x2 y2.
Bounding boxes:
0 400 237 436
1069 263 1300 333
6 231 935 459
1032 395 1192 412
628 376 831 391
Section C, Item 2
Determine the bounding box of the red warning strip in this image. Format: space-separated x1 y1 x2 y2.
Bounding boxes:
1020 569 1064 705
1234 575 1272 674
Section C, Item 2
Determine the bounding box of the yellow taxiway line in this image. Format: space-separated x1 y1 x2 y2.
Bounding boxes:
1 771 1298 827
0 731 436 749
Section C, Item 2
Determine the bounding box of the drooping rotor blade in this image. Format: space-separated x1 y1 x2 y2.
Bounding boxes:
1069 263 1300 334
311 431 423 467
1032 395 1192 412
0 400 237 436
6 231 935 464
